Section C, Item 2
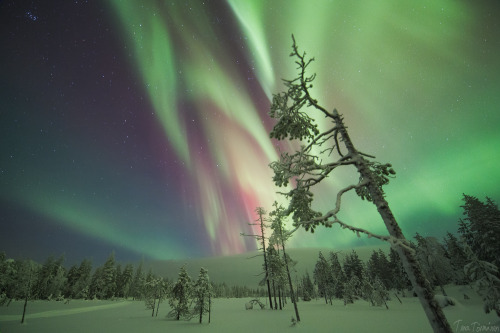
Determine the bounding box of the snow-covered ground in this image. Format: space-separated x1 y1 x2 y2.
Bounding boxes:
1 285 498 333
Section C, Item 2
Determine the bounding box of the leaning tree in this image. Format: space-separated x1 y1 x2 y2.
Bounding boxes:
267 35 452 332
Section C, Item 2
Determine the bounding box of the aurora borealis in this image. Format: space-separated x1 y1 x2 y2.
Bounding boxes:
1 1 499 263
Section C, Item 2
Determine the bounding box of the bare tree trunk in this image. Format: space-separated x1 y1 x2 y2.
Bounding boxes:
272 280 277 310
257 209 274 310
199 295 203 323
279 223 300 322
21 265 32 324
21 295 28 324
151 296 156 317
155 294 160 317
332 109 452 333
278 288 282 310
394 292 402 304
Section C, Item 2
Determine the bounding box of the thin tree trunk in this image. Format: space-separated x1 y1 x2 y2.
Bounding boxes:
278 287 282 310
199 295 203 323
21 295 28 324
394 292 402 304
272 280 277 310
279 223 300 322
21 266 32 324
151 296 156 317
208 294 211 324
155 299 160 317
332 109 452 333
155 290 161 317
257 209 274 311
282 245 300 321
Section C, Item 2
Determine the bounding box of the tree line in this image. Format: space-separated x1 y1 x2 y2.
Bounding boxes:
293 194 499 317
0 250 272 325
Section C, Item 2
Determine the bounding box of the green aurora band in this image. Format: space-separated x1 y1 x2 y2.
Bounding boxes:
1 0 498 260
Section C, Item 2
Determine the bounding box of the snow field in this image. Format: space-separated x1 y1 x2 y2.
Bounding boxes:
1 285 499 333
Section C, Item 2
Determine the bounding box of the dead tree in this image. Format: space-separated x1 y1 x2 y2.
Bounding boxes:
268 35 452 333
270 202 300 322
241 207 273 309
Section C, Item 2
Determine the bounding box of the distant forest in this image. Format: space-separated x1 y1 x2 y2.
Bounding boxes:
1 194 499 317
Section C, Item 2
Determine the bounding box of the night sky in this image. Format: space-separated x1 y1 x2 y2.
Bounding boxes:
1 1 499 264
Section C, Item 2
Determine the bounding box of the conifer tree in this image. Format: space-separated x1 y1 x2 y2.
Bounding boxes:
343 275 360 305
443 233 468 285
268 36 451 332
0 252 14 304
414 234 452 296
463 244 500 316
118 263 134 298
89 267 104 299
34 255 65 300
458 194 500 267
193 267 213 324
169 265 192 320
343 250 363 283
64 258 92 299
75 259 92 299
372 276 389 309
101 252 117 299
388 247 411 295
329 251 345 298
361 277 375 305
130 261 144 300
301 272 314 301
314 251 334 304
65 264 79 298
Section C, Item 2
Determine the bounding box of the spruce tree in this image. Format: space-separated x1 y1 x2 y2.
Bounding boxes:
443 233 468 285
463 244 500 316
388 247 411 295
329 251 345 299
343 275 360 305
89 267 104 299
372 276 389 309
101 252 117 299
314 252 334 304
343 250 363 283
301 272 314 301
75 259 92 299
193 267 212 324
268 36 452 332
65 265 79 298
169 265 192 320
458 194 500 267
130 261 144 300
34 255 65 300
414 235 452 296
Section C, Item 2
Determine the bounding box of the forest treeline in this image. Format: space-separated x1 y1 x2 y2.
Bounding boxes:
0 194 498 318
251 194 500 316
0 250 268 304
